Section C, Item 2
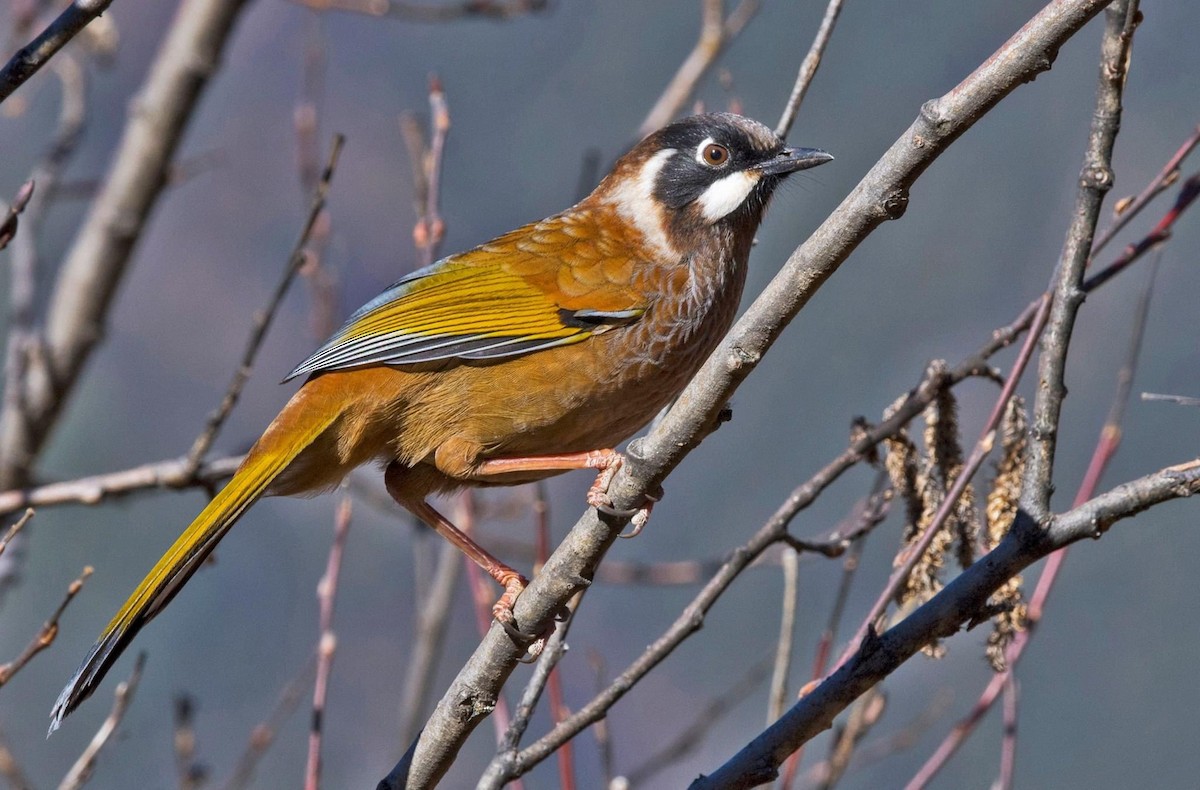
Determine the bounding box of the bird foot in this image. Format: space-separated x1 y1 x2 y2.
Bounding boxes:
585 456 663 537
491 573 551 662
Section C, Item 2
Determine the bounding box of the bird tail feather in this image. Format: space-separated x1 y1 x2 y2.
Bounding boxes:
49 403 340 733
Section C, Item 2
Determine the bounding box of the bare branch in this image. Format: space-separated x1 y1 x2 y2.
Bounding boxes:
1023 0 1139 520
638 0 761 138
694 456 1199 789
57 652 146 790
304 495 352 790
0 0 252 489
0 454 242 517
0 0 113 104
0 565 91 686
286 0 548 22
1090 122 1200 257
0 180 35 251
775 0 846 139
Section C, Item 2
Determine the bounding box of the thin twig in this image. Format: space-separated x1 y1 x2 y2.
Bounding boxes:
531 482 574 790
0 723 34 790
781 471 888 789
1141 392 1200 406
775 0 846 139
57 652 146 790
172 695 206 790
816 687 886 790
767 546 800 723
0 564 91 686
218 653 317 790
420 75 449 267
0 454 242 517
285 0 548 22
0 0 113 104
397 537 463 745
0 508 34 556
0 180 34 251
796 690 952 787
1082 170 1200 292
638 0 761 138
304 495 352 790
0 53 87 602
997 676 1018 790
184 134 345 475
1090 123 1200 256
623 660 773 786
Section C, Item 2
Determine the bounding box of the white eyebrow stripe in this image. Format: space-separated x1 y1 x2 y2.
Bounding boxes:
696 169 760 222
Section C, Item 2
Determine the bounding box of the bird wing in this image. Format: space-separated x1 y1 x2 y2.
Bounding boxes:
284 213 650 381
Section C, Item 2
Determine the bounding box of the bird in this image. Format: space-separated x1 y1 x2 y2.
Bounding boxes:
49 112 831 729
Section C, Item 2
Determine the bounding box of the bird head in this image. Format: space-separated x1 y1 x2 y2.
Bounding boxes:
594 113 832 259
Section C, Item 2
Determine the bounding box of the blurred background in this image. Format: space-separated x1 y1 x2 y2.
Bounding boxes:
0 0 1198 787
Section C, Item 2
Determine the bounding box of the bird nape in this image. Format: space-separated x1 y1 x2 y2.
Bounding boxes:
50 112 831 730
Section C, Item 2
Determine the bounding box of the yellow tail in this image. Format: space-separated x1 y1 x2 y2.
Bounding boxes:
49 405 339 732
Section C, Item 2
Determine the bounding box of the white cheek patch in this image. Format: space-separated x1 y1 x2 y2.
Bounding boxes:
697 170 760 222
608 148 678 258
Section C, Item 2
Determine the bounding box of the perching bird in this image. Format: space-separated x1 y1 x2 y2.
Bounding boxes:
50 112 831 729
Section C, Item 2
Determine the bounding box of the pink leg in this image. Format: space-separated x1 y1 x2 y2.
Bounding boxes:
474 449 658 529
385 464 541 649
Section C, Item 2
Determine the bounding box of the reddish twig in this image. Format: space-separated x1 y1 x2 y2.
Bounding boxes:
1090 123 1200 256
0 180 34 251
1083 170 1200 292
998 676 1018 790
305 495 352 790
0 723 33 790
0 563 90 686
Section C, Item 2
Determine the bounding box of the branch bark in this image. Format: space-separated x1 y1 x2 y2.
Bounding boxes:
392 3 1118 785
0 0 113 104
0 0 252 490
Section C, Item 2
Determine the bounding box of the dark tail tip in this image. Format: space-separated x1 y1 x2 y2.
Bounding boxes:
48 629 128 736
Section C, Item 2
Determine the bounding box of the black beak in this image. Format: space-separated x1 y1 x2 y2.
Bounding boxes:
752 146 834 176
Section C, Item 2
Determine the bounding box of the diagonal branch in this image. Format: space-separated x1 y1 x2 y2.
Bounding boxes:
1021 0 1139 521
393 2 1118 786
0 0 113 104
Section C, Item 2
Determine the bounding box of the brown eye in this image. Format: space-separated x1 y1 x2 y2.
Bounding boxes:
702 143 729 167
